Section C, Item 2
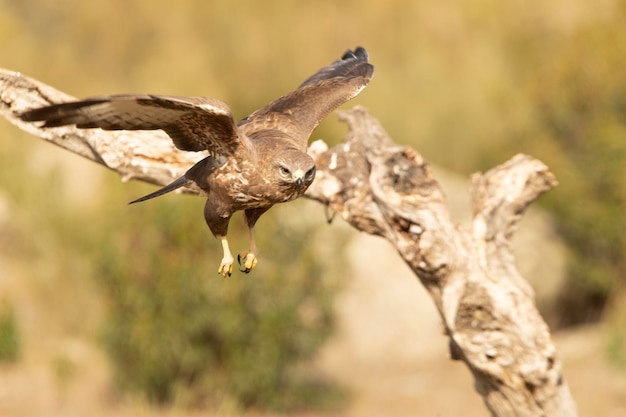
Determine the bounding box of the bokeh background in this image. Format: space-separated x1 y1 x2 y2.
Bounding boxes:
1 0 625 416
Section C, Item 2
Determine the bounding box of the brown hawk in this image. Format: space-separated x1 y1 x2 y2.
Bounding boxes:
19 47 374 276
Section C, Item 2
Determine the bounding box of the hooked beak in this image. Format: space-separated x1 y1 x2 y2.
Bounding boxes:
293 169 304 188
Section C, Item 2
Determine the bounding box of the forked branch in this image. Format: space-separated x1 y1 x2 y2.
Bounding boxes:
0 68 577 416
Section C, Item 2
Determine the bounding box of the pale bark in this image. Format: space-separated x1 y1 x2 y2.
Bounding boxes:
0 68 578 416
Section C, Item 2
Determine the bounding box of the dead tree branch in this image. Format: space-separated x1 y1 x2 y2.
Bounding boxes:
1 68 577 416
1 69 206 195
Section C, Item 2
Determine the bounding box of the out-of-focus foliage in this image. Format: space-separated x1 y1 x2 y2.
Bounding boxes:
607 295 626 367
93 194 342 408
0 133 345 409
0 300 20 362
1 0 625 408
495 3 626 327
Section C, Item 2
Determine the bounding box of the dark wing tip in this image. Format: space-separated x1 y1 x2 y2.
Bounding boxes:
342 46 369 62
17 99 109 127
340 46 374 81
296 46 373 89
17 107 56 124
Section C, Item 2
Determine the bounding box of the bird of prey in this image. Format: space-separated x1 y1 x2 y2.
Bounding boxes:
19 47 374 276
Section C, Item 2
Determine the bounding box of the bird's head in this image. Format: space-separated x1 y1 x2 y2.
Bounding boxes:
272 150 316 196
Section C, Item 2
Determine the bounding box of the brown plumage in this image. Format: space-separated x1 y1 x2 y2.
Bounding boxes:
19 47 374 276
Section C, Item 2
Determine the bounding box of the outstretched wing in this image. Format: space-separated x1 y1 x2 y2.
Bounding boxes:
19 95 242 155
239 47 374 149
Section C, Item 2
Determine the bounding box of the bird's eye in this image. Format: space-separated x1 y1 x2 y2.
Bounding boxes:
279 166 291 176
305 167 316 179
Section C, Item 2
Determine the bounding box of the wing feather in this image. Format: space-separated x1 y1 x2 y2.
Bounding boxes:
19 47 373 156
19 94 241 155
239 47 374 148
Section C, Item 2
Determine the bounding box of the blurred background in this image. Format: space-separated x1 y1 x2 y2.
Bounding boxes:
0 0 625 416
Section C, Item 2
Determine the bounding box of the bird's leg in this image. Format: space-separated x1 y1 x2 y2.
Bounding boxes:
218 236 235 277
238 226 258 273
238 207 269 273
203 198 234 277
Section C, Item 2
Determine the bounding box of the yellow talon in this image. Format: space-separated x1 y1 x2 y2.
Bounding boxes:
218 261 233 277
237 252 258 273
218 236 235 277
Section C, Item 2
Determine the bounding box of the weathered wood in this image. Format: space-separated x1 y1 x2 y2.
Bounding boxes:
0 69 205 195
307 108 576 416
0 68 578 416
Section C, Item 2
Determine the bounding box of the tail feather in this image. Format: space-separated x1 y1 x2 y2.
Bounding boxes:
129 176 192 204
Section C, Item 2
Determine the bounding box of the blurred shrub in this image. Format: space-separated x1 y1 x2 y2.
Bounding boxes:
0 127 344 409
606 294 626 368
0 300 20 362
498 5 626 328
92 195 342 409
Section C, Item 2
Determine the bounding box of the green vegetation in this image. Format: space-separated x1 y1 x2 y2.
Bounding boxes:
0 301 20 362
496 5 626 328
1 0 625 409
94 197 341 408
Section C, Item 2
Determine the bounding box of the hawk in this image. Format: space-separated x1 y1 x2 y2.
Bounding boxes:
19 47 374 276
